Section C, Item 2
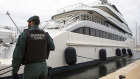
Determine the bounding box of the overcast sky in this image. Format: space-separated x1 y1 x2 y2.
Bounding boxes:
0 0 140 34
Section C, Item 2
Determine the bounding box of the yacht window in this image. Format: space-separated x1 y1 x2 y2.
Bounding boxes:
90 28 96 36
106 33 109 39
114 35 117 40
101 31 104 38
80 27 84 34
120 37 123 41
114 35 116 40
120 37 122 41
117 35 119 40
103 31 106 38
124 38 126 41
123 38 125 41
96 29 100 37
99 30 103 37
116 36 118 40
71 27 125 41
84 27 90 35
121 37 124 41
119 37 122 41
118 36 120 41
72 27 83 34
112 34 114 40
110 33 112 39
105 32 108 38
99 30 101 37
111 34 113 40
109 33 111 39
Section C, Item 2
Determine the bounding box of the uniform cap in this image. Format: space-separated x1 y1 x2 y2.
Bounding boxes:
27 15 40 22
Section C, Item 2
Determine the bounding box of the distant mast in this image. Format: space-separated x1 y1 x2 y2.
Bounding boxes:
100 0 108 4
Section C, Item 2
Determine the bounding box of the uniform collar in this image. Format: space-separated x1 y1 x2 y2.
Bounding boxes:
29 25 39 29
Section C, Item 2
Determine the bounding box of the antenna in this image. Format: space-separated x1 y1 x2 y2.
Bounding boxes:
6 11 21 33
138 26 140 51
136 22 138 51
100 0 108 4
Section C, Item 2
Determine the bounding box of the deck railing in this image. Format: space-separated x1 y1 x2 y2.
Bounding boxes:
42 13 122 33
64 13 110 27
43 13 110 29
57 3 90 14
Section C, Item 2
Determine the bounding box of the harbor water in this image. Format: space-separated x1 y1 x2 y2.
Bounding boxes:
52 51 140 79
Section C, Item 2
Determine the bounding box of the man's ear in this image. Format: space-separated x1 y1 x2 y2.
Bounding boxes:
30 21 34 26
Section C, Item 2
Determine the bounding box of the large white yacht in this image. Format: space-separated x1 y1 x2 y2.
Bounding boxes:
0 0 134 78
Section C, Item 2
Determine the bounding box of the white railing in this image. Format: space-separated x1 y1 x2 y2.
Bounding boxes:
64 13 109 27
40 20 63 30
42 13 123 33
57 3 90 14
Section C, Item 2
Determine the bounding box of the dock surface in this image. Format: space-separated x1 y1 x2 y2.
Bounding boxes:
100 60 140 79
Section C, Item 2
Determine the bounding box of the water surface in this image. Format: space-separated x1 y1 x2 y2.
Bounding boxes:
52 52 140 79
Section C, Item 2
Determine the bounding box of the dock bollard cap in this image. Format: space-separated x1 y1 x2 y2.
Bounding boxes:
27 15 40 22
119 75 126 79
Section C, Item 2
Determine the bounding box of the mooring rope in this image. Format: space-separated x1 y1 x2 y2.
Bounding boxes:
0 70 12 76
0 66 12 71
77 55 94 60
0 66 12 76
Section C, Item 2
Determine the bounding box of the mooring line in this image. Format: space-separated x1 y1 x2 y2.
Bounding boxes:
0 70 12 76
0 66 12 71
77 55 94 60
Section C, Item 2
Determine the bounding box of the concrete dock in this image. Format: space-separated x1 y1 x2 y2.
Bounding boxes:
100 60 140 79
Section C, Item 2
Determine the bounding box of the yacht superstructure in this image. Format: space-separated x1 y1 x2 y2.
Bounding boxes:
0 0 134 78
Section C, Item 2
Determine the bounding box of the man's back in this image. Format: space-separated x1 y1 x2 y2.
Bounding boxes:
12 16 55 79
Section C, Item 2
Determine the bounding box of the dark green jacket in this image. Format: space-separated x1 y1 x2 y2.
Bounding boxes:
12 26 55 74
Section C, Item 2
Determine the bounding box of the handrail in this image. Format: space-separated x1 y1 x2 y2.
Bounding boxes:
57 3 90 13
41 20 62 30
42 13 121 32
63 13 109 28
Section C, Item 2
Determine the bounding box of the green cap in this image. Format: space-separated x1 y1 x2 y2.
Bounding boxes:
27 15 40 22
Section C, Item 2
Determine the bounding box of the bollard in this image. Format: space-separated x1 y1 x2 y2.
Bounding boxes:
119 75 126 79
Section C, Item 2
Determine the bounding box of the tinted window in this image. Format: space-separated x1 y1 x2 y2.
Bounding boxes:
120 37 124 41
107 33 109 39
72 27 125 41
96 29 100 37
118 36 120 41
84 27 90 35
104 32 107 38
72 27 83 34
90 28 96 36
112 34 115 40
99 30 103 37
115 35 117 40
108 33 111 39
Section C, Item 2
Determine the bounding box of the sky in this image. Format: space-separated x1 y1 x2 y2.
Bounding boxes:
0 0 140 35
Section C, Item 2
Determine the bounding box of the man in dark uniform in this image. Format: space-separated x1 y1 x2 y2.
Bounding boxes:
12 15 55 79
